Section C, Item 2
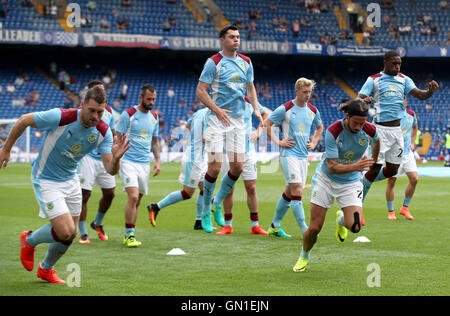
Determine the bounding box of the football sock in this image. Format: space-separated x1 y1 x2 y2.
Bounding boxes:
338 212 344 226
26 224 56 247
41 241 71 270
94 211 106 226
196 191 204 220
225 213 232 227
387 200 394 212
125 224 135 237
403 196 412 207
250 212 259 227
291 197 308 233
212 171 239 208
272 193 291 228
202 173 217 215
157 190 189 210
78 220 88 236
300 247 311 260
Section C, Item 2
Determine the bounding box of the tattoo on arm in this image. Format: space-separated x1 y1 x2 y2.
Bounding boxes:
152 137 160 161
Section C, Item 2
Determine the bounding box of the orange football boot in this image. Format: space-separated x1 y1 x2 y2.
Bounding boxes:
399 206 414 220
37 263 66 284
251 225 269 235
216 225 234 235
20 231 36 271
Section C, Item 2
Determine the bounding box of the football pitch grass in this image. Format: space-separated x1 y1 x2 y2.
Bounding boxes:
0 162 449 296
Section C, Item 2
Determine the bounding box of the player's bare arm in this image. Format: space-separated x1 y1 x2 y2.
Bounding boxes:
249 108 269 142
307 124 324 150
357 93 374 104
0 113 37 169
263 118 295 148
409 80 439 100
151 136 161 176
196 81 232 126
101 134 130 175
370 138 381 163
245 82 264 127
410 124 418 151
327 156 375 174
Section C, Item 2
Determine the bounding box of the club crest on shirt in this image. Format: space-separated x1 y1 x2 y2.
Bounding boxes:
87 133 97 143
47 202 54 210
359 137 369 146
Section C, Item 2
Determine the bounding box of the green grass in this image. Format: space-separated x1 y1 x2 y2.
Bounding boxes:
0 161 449 296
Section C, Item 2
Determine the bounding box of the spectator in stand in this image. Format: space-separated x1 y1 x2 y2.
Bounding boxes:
382 12 390 25
120 82 128 101
300 16 311 27
112 7 119 18
87 0 98 11
167 86 175 98
416 13 424 25
381 0 394 9
21 0 33 7
330 34 337 45
178 97 187 107
32 90 40 107
269 1 277 10
0 2 8 18
14 75 25 87
272 16 279 29
113 98 121 110
163 19 171 32
169 14 178 27
319 0 329 12
100 15 111 29
122 0 132 7
12 97 22 108
421 24 431 35
233 18 244 29
399 23 412 35
439 0 447 9
423 13 432 25
430 24 438 35
26 90 34 106
292 19 300 38
6 82 15 93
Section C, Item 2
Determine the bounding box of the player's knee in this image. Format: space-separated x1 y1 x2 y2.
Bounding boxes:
410 174 419 186
128 194 140 206
81 190 91 204
245 183 256 196
308 223 322 236
58 228 76 242
103 189 115 201
181 190 192 200
385 165 399 178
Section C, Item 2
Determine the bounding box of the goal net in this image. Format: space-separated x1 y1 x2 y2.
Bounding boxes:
0 118 33 163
